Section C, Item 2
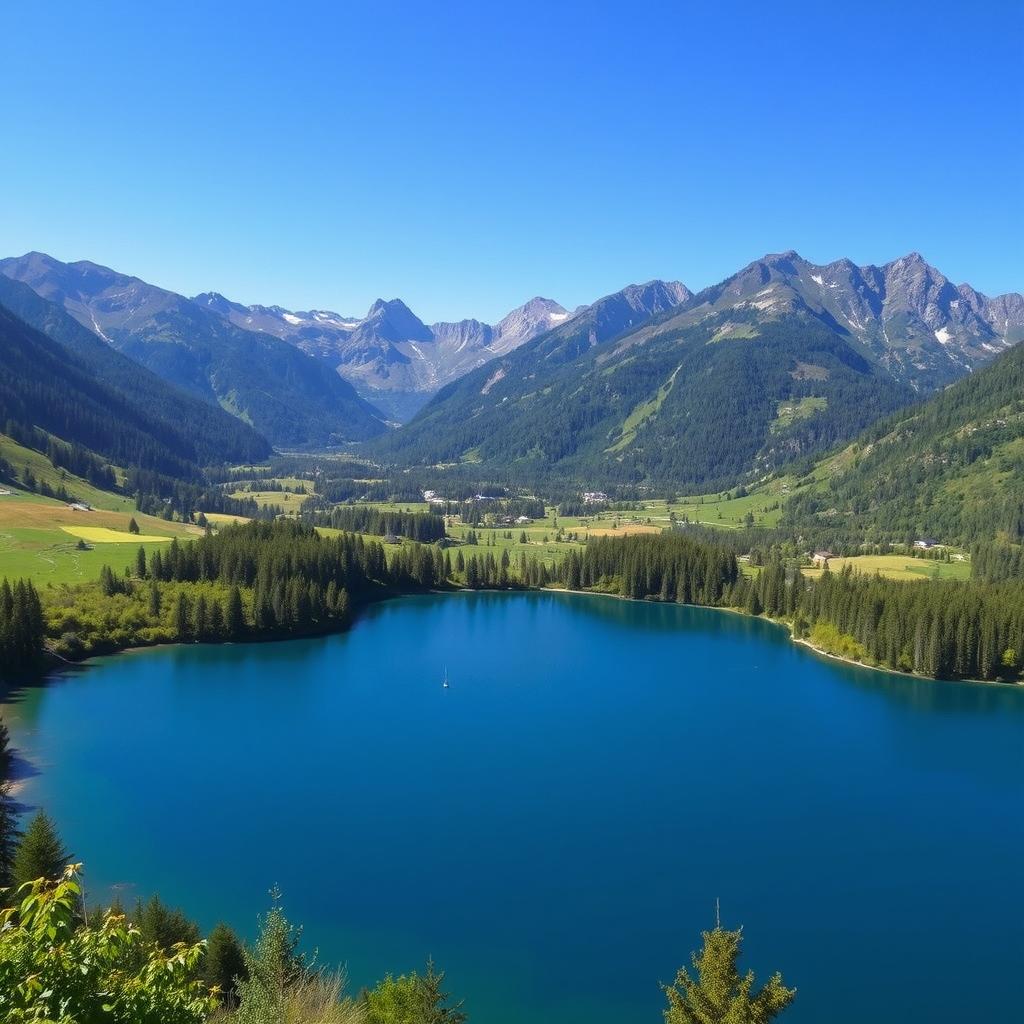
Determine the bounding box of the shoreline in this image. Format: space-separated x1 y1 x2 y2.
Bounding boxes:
7 583 1019 700
551 586 1020 689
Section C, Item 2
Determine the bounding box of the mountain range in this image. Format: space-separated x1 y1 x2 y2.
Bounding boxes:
1 249 1020 487
194 282 692 421
0 275 270 484
0 252 387 447
375 251 1024 489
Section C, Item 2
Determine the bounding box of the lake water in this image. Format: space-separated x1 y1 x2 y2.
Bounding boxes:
4 592 1023 1022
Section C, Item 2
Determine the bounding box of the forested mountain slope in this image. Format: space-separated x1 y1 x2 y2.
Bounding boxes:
195 281 690 421
377 250 1022 489
0 276 269 467
0 302 217 481
783 341 1024 545
375 303 913 490
0 253 388 447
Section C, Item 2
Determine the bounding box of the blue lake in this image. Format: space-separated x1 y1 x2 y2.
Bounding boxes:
4 591 1023 1022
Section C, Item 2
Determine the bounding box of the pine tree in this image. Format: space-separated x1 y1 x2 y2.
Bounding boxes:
233 893 305 1022
225 586 245 639
135 546 147 579
131 894 201 950
128 517 140 535
12 810 70 890
0 719 19 889
174 593 191 640
99 565 118 598
192 595 209 640
203 922 248 1006
663 920 795 1023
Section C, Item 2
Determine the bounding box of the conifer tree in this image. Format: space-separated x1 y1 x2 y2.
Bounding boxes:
12 810 70 891
131 893 201 950
663 920 795 1023
174 593 191 640
204 922 248 1006
0 719 18 890
225 585 245 638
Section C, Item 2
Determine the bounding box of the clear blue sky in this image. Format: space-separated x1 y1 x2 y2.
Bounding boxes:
2 0 1021 322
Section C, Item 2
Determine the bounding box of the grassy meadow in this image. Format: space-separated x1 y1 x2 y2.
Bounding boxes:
0 486 200 586
801 553 971 583
0 434 135 513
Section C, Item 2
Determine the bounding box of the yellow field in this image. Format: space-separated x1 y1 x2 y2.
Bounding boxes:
586 524 663 537
229 490 308 511
802 554 970 582
0 499 199 584
204 512 253 526
0 500 196 535
61 525 172 544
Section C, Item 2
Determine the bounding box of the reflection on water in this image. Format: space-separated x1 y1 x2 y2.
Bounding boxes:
1 591 1021 1024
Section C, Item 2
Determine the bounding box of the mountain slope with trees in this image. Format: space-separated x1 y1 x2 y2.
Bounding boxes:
0 275 269 468
376 304 913 490
0 300 262 483
196 281 690 421
783 339 1024 545
375 250 1022 490
0 253 388 447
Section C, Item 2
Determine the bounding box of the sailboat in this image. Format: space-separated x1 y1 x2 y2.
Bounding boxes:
442 666 449 688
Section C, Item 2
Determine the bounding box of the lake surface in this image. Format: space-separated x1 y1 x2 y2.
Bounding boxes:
4 592 1023 1022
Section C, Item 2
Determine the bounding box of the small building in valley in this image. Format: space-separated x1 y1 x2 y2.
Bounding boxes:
812 551 837 568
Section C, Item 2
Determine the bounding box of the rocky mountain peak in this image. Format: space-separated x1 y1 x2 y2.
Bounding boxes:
357 298 432 344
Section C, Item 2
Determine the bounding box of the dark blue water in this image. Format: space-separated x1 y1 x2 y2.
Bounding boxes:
4 592 1023 1022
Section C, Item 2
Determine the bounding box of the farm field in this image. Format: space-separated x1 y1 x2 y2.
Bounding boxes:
228 487 310 512
0 496 200 585
801 554 971 583
356 500 431 513
0 433 135 513
60 525 171 544
204 512 253 526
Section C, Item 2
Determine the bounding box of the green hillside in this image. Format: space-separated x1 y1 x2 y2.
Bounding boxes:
0 253 389 448
0 301 214 482
783 340 1024 544
0 275 270 466
376 306 913 490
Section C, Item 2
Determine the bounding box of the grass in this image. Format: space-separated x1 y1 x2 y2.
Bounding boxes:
204 512 253 526
801 554 971 582
606 367 680 453
708 322 759 343
0 434 135 513
770 396 827 434
227 477 316 511
0 498 199 585
356 501 432 513
229 488 310 511
60 525 171 544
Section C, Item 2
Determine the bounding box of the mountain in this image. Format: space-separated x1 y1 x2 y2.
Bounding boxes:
783 339 1024 546
0 293 261 484
0 275 269 468
673 251 1024 392
0 253 388 447
374 254 1023 490
193 285 690 421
